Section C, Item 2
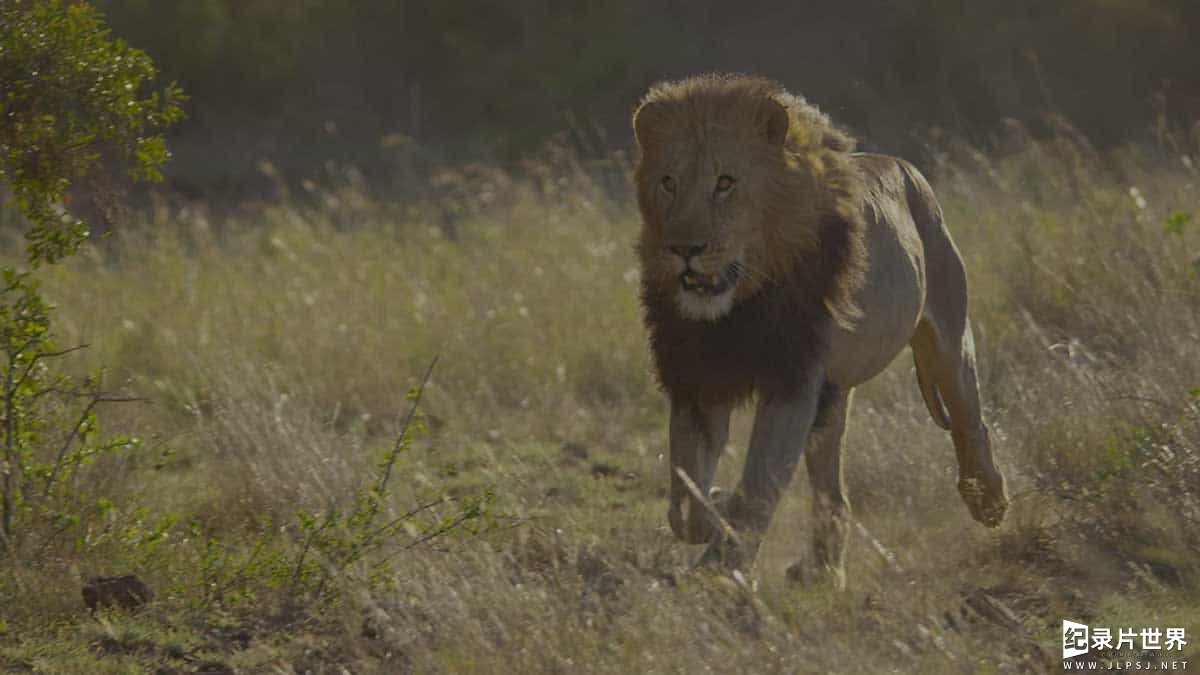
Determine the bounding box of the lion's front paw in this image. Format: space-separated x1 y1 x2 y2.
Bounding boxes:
708 487 735 520
958 471 1008 527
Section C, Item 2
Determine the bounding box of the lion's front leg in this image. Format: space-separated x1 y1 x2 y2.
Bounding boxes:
698 371 824 569
668 398 732 544
787 385 852 590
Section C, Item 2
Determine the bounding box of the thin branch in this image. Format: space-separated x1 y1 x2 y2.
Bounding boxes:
10 338 43 391
14 343 90 392
30 512 77 562
673 467 742 548
35 344 91 359
29 385 146 404
41 395 101 500
288 515 333 596
92 395 148 404
210 539 267 601
377 356 439 496
402 510 477 551
36 379 144 501
2 366 17 544
853 519 904 575
361 496 447 544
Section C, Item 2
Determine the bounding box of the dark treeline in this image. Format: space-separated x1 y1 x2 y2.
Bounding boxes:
96 0 1200 197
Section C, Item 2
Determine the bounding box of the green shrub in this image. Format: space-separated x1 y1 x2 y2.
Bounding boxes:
0 0 181 558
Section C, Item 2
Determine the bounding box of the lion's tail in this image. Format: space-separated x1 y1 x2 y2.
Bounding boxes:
915 363 952 430
901 159 955 432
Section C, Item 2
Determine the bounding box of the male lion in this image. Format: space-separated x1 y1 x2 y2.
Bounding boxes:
633 74 1008 586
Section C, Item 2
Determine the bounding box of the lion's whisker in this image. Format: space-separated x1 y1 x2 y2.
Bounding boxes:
733 260 775 285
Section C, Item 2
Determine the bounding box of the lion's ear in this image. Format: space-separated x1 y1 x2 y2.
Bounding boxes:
763 98 790 146
633 100 668 150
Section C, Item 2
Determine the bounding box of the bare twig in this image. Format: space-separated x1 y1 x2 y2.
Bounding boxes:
854 519 904 575
362 496 447 544
3 365 18 545
377 356 438 496
41 388 144 500
402 509 478 551
40 396 100 500
210 539 268 603
673 466 742 547
13 343 90 392
288 515 332 596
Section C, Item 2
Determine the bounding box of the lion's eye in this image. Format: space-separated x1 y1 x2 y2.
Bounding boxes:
661 175 676 193
715 175 736 192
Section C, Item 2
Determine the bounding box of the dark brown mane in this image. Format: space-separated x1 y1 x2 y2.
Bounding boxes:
634 74 867 404
641 212 858 405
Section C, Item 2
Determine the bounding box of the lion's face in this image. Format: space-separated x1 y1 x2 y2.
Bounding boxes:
637 130 790 322
634 85 812 322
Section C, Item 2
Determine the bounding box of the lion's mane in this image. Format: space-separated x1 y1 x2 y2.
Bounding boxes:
634 74 868 405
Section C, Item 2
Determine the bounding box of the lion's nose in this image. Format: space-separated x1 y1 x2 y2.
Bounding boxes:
667 243 708 260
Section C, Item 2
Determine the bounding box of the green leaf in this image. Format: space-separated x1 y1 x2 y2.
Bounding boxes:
1165 211 1191 235
0 0 185 264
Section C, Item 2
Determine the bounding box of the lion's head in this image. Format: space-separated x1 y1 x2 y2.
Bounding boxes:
633 74 864 325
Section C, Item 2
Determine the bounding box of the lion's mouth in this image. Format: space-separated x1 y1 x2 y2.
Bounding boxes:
680 263 740 296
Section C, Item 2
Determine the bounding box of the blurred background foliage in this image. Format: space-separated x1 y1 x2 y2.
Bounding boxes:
92 0 1200 200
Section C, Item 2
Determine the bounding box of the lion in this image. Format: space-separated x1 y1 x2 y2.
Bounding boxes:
633 74 1008 587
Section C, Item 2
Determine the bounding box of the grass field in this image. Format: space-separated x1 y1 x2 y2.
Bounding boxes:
1 135 1198 673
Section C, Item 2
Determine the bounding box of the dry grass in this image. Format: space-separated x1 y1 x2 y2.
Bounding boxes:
2 136 1199 673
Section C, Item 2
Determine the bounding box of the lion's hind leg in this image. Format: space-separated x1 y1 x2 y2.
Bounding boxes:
911 318 1008 526
786 383 852 589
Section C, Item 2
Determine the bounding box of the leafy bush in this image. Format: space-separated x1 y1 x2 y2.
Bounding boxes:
0 0 181 558
1 0 183 262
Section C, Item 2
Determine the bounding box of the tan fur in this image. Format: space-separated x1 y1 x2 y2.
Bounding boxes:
632 74 1008 584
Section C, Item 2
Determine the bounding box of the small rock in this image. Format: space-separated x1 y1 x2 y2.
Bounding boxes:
590 462 619 478
194 661 236 675
561 441 589 462
83 574 155 612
